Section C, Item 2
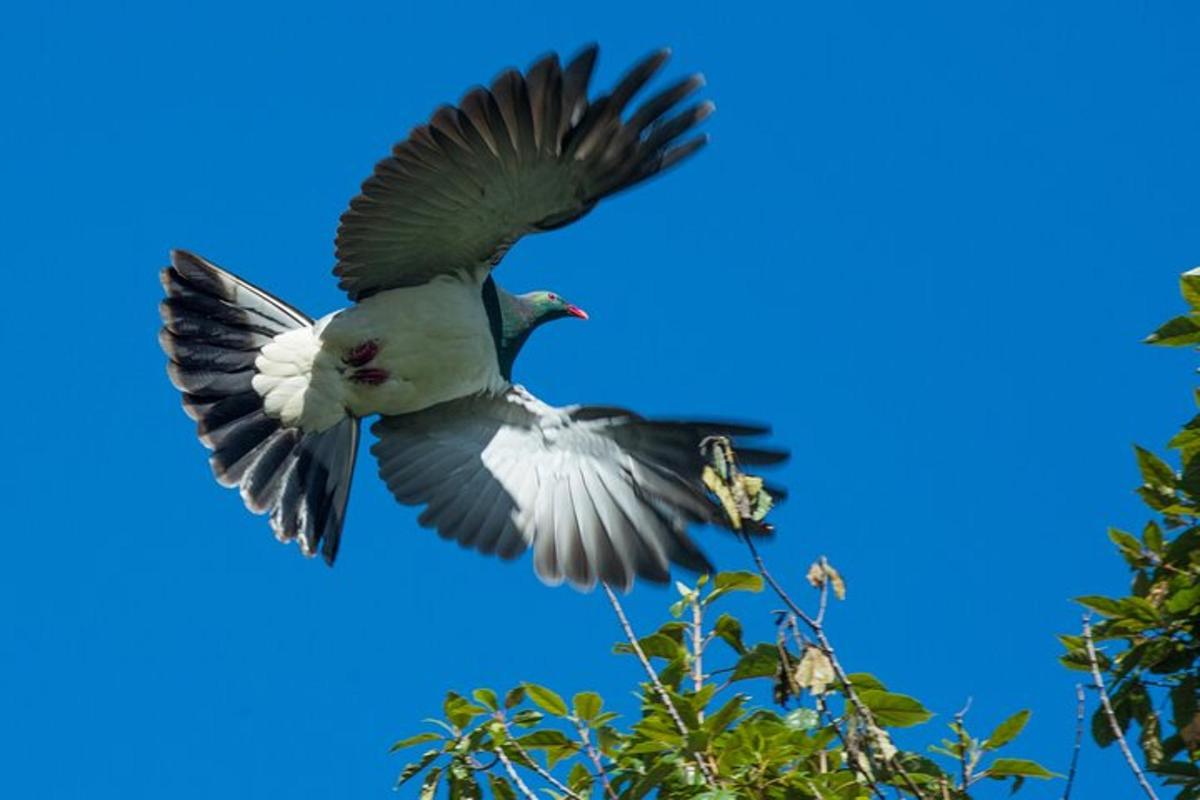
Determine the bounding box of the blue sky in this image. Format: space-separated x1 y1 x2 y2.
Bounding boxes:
3 1 1199 797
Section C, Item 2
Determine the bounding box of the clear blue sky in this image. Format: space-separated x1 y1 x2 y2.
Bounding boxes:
3 1 1198 797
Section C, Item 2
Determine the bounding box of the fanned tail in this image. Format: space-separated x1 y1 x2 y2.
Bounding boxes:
159 249 359 563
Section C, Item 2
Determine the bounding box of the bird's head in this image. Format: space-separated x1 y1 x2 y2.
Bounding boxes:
493 287 588 379
519 290 590 324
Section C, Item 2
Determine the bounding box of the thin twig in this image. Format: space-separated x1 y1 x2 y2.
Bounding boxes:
1061 683 1086 800
744 537 928 800
953 698 973 790
601 582 718 787
815 692 886 800
497 716 583 800
815 556 831 625
691 593 705 696
574 719 618 800
1082 616 1160 800
495 744 540 800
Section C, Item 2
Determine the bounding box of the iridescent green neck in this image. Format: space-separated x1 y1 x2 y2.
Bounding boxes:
483 278 576 381
496 289 538 378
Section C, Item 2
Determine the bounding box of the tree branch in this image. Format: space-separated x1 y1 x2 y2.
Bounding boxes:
574 719 618 800
744 536 928 799
495 744 540 800
815 690 886 800
691 593 705 696
1082 616 1160 800
815 556 831 626
953 698 974 790
601 582 718 787
1061 683 1086 800
497 716 583 800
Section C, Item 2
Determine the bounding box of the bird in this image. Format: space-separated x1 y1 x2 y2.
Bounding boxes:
159 45 785 591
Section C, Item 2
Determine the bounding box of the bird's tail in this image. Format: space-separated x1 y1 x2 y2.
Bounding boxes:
159 250 359 563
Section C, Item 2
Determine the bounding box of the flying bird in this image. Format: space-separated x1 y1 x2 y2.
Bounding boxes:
159 45 784 590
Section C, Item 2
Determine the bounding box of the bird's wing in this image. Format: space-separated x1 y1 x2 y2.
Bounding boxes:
335 45 711 301
370 387 785 590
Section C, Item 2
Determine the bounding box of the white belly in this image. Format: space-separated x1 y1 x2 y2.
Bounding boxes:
252 274 506 431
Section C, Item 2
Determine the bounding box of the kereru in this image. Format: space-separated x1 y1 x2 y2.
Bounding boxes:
159 45 785 590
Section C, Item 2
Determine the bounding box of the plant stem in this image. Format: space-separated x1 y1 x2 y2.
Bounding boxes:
497 716 583 800
691 594 705 696
744 536 928 799
495 745 540 800
1082 616 1160 800
575 719 618 800
953 699 972 790
601 582 718 787
1061 683 1086 800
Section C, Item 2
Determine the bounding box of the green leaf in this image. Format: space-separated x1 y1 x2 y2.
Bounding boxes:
705 571 763 604
1092 706 1123 748
1145 314 1200 346
389 732 442 752
705 694 746 734
487 774 516 800
1171 675 1198 727
509 709 543 727
1143 521 1166 554
396 749 440 787
1181 270 1200 310
984 710 1030 750
443 692 487 729
613 633 684 661
1076 594 1123 617
1165 584 1200 615
731 643 779 681
523 683 568 717
1108 528 1150 569
845 672 888 691
857 689 933 728
567 762 593 794
713 613 746 654
1136 446 1178 489
503 686 525 709
472 688 499 711
985 758 1059 779
418 766 442 800
1118 596 1161 624
516 730 573 750
625 759 679 799
573 691 602 723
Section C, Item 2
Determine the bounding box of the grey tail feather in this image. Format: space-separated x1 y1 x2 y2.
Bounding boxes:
159 249 359 564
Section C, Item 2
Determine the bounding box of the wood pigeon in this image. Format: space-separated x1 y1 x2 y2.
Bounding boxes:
159 45 785 590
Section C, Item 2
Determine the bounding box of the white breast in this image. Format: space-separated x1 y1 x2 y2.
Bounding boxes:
254 274 507 432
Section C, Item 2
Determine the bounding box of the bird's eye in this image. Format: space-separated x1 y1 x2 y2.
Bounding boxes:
548 293 557 302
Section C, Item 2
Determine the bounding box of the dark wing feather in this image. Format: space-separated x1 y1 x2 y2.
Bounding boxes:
335 45 711 299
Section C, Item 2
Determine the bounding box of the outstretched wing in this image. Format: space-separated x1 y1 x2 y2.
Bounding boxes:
370 387 785 591
335 45 711 300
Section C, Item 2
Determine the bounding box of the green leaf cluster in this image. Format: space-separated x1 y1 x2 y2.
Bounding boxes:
393 569 1051 798
1060 269 1200 798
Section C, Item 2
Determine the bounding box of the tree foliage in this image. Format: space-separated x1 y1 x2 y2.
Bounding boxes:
390 567 1053 799
1059 269 1200 799
392 442 1054 799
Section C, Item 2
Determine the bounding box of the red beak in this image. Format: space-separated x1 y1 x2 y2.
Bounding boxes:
566 304 589 320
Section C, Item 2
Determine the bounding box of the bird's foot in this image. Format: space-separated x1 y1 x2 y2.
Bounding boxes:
343 338 380 367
